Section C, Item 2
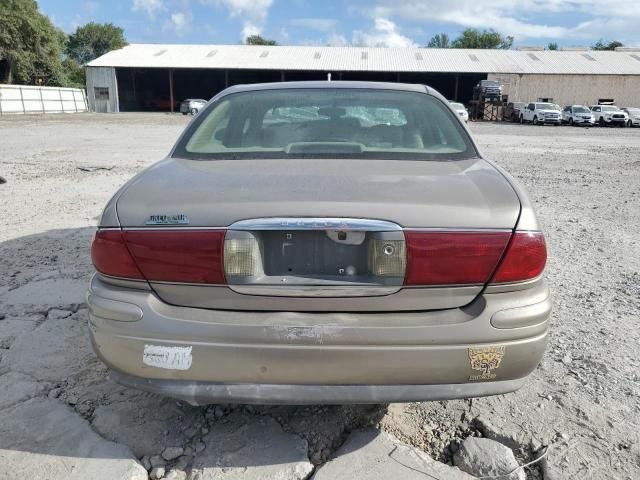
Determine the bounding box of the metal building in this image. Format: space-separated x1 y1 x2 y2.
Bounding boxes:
86 44 640 112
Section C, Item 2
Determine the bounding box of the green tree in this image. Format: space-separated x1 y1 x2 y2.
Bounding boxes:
427 33 450 48
0 0 67 85
245 34 277 46
451 28 514 49
62 57 85 87
592 39 623 51
65 22 127 65
547 42 558 51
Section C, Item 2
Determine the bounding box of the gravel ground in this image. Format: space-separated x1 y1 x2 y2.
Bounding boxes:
0 113 638 479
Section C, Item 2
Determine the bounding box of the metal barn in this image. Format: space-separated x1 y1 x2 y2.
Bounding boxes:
86 44 640 112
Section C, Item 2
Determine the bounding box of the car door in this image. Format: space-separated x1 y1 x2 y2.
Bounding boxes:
525 103 535 121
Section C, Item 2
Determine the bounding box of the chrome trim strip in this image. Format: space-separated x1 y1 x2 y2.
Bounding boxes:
229 218 403 231
228 285 401 297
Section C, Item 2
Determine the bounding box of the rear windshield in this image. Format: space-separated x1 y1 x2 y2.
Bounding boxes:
174 88 476 160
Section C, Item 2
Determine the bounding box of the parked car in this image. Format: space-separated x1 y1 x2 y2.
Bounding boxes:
590 105 628 127
180 98 207 115
474 80 503 99
449 101 469 122
88 81 549 405
504 102 526 122
561 105 595 126
520 102 562 125
621 107 640 127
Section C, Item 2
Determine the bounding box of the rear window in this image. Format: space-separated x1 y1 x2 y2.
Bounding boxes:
174 88 476 160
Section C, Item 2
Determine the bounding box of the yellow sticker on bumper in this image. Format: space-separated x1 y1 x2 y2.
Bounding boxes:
468 346 505 381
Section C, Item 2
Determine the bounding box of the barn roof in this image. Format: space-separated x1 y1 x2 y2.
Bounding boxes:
87 44 640 75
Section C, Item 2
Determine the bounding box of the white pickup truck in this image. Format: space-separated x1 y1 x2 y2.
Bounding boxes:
589 105 628 127
520 102 562 125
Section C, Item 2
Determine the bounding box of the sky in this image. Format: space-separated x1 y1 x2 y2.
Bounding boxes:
39 0 640 48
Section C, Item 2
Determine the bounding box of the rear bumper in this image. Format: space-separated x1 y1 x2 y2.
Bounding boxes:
108 369 526 405
87 275 550 404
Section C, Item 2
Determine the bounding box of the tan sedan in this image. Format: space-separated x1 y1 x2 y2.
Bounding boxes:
88 81 549 404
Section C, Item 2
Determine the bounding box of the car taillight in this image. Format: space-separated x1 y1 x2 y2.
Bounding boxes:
491 231 546 284
91 230 145 279
404 231 511 286
91 229 226 283
123 230 226 284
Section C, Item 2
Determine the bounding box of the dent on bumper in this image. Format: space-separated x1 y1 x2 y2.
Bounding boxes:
87 275 550 402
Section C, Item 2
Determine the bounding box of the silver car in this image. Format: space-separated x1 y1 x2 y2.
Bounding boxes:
180 98 207 115
88 81 549 405
562 105 595 126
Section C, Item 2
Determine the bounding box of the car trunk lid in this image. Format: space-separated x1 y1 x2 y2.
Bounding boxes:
114 156 521 311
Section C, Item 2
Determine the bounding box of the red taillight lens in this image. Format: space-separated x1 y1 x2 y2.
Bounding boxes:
122 230 226 284
491 231 546 284
404 231 511 286
91 230 145 279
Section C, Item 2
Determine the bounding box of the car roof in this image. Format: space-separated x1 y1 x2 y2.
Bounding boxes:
221 81 430 95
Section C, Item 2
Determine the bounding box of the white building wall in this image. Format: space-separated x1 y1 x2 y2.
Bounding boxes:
490 73 640 107
0 84 87 115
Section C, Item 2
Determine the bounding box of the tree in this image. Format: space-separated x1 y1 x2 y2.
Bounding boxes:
245 34 277 46
451 28 513 49
592 39 623 51
62 57 85 88
0 0 67 85
547 42 558 51
427 33 450 48
65 22 127 65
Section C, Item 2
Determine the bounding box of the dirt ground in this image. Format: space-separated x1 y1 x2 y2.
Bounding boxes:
0 113 638 479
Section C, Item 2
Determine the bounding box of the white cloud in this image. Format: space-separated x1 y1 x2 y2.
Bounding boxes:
132 0 165 18
163 10 191 34
204 0 274 40
326 32 348 46
291 18 338 32
369 0 640 42
242 22 262 38
352 18 417 47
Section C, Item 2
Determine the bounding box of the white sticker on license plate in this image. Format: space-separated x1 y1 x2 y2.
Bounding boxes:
143 344 192 370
